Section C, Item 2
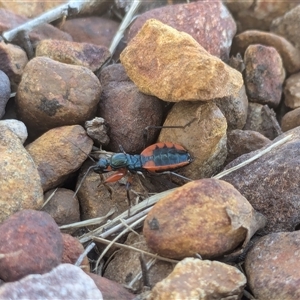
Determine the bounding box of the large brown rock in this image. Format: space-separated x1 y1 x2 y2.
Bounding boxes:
120 19 243 102
143 179 266 259
0 125 43 223
232 30 300 74
0 210 63 282
98 63 163 153
244 44 285 108
158 101 227 180
245 232 300 299
281 107 300 132
16 57 101 137
36 39 111 72
149 258 246 300
223 127 300 234
128 1 236 61
26 125 93 192
283 72 300 109
271 5 300 52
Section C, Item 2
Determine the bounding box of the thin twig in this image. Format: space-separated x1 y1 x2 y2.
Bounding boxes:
93 236 179 264
41 187 58 209
213 134 292 179
2 0 102 42
109 0 141 55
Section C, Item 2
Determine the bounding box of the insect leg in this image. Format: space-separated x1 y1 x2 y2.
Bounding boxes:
143 125 185 148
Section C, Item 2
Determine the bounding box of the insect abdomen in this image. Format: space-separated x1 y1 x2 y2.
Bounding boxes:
141 142 192 172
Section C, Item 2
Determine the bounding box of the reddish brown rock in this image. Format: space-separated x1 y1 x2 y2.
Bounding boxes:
244 44 285 108
0 8 72 47
226 129 271 164
61 17 119 48
16 57 101 137
0 125 43 223
0 40 28 91
89 273 135 300
0 0 65 18
98 63 163 153
42 188 80 228
214 85 248 131
224 0 300 32
104 233 174 291
128 1 236 61
61 234 90 273
149 258 246 300
158 101 227 180
245 232 300 299
36 39 111 72
281 107 300 132
143 179 266 259
26 125 93 192
232 30 300 74
120 19 243 102
0 264 103 299
0 70 10 118
223 127 300 234
283 72 300 109
271 5 300 52
0 210 63 282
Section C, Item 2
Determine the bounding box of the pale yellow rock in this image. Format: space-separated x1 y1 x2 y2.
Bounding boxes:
149 258 246 300
120 19 243 102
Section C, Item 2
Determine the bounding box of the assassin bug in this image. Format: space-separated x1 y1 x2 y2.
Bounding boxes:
74 141 193 202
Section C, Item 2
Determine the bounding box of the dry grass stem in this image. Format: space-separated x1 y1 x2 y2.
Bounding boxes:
41 187 58 209
60 208 115 229
213 134 292 179
109 0 141 55
94 215 148 270
93 236 179 264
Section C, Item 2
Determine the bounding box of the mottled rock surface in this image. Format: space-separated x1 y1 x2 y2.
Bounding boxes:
149 258 246 300
0 119 27 144
158 101 227 180
98 63 163 153
283 72 300 109
281 107 300 132
36 39 111 72
244 103 281 140
223 127 300 234
0 264 102 300
0 70 10 118
61 234 90 273
226 129 271 164
128 1 236 61
0 210 63 282
271 5 300 52
121 19 243 102
244 44 285 108
26 125 93 191
245 232 300 299
232 30 300 74
43 188 80 228
215 85 248 131
16 57 101 137
0 125 43 223
224 0 300 32
0 40 28 91
61 17 119 48
143 179 266 259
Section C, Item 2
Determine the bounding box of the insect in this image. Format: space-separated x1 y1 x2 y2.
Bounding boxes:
93 141 193 182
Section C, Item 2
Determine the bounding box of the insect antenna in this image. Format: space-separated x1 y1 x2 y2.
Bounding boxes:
73 164 96 198
143 125 185 148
